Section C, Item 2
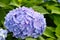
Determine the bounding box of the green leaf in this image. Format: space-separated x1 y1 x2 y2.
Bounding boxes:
46 38 55 40
52 0 57 2
47 27 55 32
39 36 45 40
43 27 55 38
18 0 22 4
0 0 11 4
32 6 49 14
55 25 60 38
30 0 44 5
0 0 13 9
53 14 60 25
22 0 44 7
17 38 21 40
26 37 37 40
0 8 6 21
0 2 13 9
10 0 22 7
50 14 60 38
21 0 34 7
0 2 7 7
6 33 13 40
46 6 60 14
57 38 60 40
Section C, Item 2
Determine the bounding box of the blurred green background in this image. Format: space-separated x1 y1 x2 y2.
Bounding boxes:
0 0 60 40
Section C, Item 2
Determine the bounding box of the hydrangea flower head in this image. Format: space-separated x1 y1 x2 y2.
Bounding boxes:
4 6 46 39
0 28 8 40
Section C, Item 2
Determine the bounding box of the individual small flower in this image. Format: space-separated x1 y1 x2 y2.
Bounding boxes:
0 28 8 40
4 6 46 39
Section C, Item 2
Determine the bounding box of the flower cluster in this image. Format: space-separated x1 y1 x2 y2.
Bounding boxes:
0 29 8 40
4 6 46 39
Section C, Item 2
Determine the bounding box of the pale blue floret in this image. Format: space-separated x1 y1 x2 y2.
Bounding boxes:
4 6 46 39
0 29 8 40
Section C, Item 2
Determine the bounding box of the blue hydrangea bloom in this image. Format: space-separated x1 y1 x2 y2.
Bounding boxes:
58 0 60 3
4 6 46 39
0 29 8 40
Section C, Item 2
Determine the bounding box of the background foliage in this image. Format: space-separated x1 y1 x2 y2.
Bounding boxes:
0 0 60 40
